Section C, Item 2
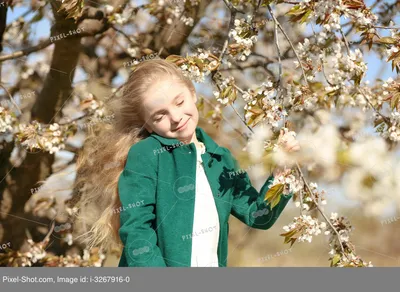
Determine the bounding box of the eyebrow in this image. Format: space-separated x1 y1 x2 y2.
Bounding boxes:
151 93 183 118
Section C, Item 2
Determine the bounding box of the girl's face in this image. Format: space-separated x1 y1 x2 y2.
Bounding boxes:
142 76 199 142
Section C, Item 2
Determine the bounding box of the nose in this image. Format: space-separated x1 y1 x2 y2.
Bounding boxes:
170 108 183 124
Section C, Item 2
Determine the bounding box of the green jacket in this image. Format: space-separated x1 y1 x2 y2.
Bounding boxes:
117 126 293 267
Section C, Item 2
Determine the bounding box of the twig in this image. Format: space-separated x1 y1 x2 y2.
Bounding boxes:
358 88 390 124
158 8 186 56
270 6 283 88
218 0 245 62
310 22 334 87
201 97 248 140
373 25 400 30
266 5 309 86
0 83 21 114
295 162 347 255
340 28 351 55
110 24 138 46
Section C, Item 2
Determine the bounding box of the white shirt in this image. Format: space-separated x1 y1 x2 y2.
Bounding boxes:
190 142 220 267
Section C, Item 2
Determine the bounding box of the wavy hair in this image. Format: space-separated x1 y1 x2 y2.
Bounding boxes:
71 58 196 253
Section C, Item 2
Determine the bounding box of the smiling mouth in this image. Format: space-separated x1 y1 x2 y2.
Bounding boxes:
173 118 189 131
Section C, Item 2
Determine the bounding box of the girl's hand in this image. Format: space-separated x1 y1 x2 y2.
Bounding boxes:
277 129 300 153
272 129 300 177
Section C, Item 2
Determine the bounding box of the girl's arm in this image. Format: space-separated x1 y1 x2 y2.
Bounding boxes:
228 153 293 230
118 143 167 267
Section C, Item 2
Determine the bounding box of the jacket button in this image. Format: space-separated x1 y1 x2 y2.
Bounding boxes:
189 151 191 154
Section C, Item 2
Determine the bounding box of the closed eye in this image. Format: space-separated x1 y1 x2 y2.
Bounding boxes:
154 115 164 122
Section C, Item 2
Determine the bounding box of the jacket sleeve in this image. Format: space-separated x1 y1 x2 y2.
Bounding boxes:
228 151 293 230
117 143 167 267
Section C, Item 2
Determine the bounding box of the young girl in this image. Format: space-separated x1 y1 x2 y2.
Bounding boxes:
74 58 296 267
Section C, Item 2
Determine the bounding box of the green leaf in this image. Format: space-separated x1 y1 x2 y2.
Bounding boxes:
280 229 297 238
300 10 312 24
166 55 183 63
375 37 398 45
283 236 292 244
391 93 400 110
270 195 281 208
331 254 341 266
251 113 265 127
289 238 297 247
194 58 204 71
286 5 302 16
265 183 284 202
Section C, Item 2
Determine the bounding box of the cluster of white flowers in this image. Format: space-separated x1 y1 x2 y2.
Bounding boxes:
328 45 367 87
286 84 319 112
334 252 374 267
326 212 372 267
381 77 394 101
81 95 105 118
294 24 341 82
310 0 377 31
83 249 106 267
64 233 73 246
294 37 322 82
385 44 399 57
13 238 106 267
104 4 114 15
213 76 235 104
108 5 135 25
330 212 355 244
177 49 219 82
292 1 375 101
310 1 341 31
180 63 208 83
59 249 106 267
294 182 327 211
23 239 47 266
268 170 303 196
45 123 66 154
382 110 400 142
283 215 327 243
242 82 287 128
21 67 34 80
384 28 399 59
166 2 196 26
0 106 16 143
228 16 258 61
17 122 68 154
180 15 195 26
2 17 25 44
346 8 378 28
315 46 367 108
126 46 138 58
242 80 274 103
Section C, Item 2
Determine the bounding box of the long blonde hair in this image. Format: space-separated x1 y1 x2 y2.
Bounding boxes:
72 58 196 253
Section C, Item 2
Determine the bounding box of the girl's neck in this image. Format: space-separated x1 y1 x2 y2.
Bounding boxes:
178 131 201 147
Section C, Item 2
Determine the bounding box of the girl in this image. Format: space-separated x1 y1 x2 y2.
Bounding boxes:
74 58 298 267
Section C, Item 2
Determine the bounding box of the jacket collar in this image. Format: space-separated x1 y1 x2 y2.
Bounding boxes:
149 126 226 156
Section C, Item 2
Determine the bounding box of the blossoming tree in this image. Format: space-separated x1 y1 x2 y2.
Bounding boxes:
1 0 399 267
